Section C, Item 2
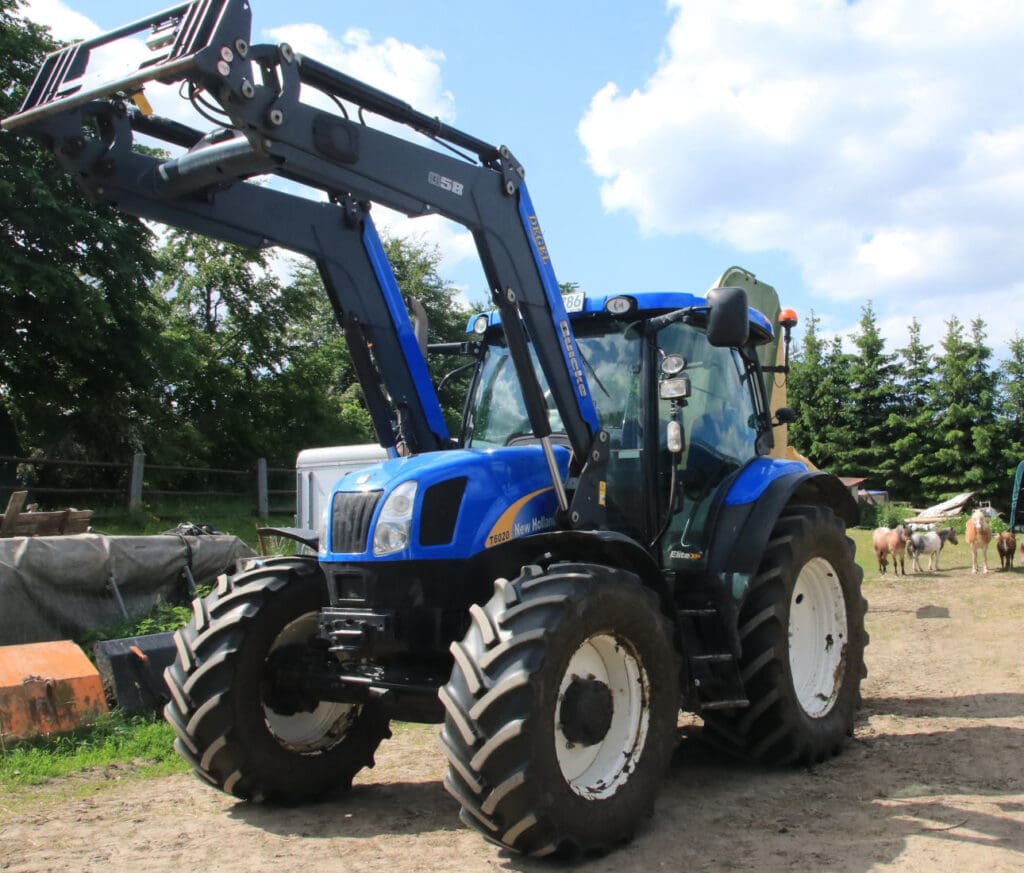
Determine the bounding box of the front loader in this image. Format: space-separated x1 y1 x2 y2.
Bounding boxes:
3 0 866 857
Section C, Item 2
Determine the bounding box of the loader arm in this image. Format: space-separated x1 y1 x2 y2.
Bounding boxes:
3 0 608 521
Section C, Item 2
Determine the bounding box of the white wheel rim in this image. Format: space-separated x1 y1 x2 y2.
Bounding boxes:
263 612 357 752
555 633 650 800
788 557 848 718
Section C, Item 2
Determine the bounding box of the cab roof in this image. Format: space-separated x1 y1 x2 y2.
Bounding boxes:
466 290 775 344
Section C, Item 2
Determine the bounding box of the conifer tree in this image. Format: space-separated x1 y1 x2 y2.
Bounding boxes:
891 319 935 504
918 316 998 498
840 302 899 483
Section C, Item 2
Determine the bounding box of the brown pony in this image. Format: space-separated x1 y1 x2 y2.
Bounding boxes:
965 509 992 574
996 530 1016 571
872 524 912 575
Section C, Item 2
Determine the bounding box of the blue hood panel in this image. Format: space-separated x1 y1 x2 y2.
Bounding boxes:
323 445 570 561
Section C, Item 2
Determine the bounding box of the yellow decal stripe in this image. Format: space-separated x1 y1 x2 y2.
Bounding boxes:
485 487 553 549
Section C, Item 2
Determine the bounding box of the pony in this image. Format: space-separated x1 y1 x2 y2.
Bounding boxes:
909 527 958 572
996 530 1016 571
872 523 912 575
965 509 992 574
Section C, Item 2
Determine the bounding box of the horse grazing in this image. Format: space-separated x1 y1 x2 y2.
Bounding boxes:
873 524 912 575
996 530 1016 570
965 509 993 574
909 527 958 572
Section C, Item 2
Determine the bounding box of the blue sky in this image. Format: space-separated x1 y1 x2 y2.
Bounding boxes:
19 0 1024 359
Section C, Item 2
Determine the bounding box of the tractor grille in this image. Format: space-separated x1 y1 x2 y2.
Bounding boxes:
331 490 383 553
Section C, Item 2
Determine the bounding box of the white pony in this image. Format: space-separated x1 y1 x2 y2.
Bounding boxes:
909 527 958 572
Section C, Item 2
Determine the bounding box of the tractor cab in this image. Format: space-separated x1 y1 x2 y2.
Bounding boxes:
462 288 776 566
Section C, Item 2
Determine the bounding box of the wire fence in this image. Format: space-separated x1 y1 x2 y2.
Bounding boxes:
0 453 295 519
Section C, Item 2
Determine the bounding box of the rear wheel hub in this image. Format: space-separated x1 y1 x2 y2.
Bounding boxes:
560 676 614 746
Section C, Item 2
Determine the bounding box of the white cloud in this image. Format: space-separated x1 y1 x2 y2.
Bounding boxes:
20 0 100 41
265 23 455 123
579 0 1024 350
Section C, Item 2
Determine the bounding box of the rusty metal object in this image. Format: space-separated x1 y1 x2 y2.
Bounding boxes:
0 640 108 741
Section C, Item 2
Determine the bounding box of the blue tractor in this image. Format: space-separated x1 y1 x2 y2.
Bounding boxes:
3 0 866 857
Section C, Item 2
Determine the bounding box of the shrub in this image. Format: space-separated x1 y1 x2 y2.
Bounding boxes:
859 502 912 529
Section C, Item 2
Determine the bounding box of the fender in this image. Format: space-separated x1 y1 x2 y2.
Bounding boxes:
474 529 673 615
708 468 858 580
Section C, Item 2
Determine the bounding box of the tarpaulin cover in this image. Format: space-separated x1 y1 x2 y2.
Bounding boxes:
0 533 256 645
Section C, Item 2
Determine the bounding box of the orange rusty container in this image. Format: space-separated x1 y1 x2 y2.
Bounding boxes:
0 640 108 741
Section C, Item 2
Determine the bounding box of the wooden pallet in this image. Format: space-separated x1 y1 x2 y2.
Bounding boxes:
0 491 93 537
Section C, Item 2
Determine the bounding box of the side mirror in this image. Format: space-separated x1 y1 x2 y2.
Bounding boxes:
706 286 749 347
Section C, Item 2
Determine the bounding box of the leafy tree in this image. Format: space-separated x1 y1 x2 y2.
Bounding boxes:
154 233 325 469
0 1 165 471
383 236 474 431
152 232 473 469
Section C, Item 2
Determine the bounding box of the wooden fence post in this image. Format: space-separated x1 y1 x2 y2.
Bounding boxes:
257 458 269 520
129 452 145 509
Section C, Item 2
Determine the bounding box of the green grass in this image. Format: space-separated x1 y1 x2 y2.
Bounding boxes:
0 711 187 789
89 497 293 550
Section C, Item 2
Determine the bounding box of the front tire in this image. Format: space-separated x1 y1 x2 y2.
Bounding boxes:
439 563 679 858
163 558 391 802
703 504 867 764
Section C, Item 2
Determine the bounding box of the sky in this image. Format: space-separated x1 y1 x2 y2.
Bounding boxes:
17 0 1024 360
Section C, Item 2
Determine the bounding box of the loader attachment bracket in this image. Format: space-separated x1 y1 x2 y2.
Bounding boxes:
3 0 250 132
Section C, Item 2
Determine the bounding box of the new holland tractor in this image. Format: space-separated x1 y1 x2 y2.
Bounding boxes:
3 0 866 857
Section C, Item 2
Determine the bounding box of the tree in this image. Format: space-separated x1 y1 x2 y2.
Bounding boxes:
998 335 1024 453
382 236 473 432
916 316 998 499
840 302 899 482
154 233 326 468
787 313 854 472
0 1 165 468
890 318 935 504
152 231 474 469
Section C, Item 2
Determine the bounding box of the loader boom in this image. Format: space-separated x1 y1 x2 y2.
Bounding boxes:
4 0 607 517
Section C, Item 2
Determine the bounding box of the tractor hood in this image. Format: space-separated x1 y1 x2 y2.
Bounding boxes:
320 445 571 561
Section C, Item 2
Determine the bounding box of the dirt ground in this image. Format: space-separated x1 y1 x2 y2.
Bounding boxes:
2 555 1022 873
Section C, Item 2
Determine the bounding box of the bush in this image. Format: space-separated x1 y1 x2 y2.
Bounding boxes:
859 502 912 529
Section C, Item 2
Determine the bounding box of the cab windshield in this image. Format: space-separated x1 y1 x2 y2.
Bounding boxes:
465 321 642 449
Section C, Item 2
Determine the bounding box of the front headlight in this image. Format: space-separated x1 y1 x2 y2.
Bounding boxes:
373 481 418 556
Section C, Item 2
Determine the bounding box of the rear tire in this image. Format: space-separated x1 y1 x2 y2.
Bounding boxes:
163 557 390 802
703 505 867 764
439 562 679 858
